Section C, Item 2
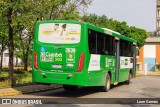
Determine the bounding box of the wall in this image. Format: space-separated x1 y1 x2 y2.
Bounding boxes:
1 50 21 67
144 45 156 71
137 47 144 71
156 44 160 63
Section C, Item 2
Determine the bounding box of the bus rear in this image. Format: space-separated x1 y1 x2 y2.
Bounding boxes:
32 20 87 89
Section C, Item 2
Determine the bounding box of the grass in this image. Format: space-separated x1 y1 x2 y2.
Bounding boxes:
0 70 32 89
0 71 8 78
15 72 32 86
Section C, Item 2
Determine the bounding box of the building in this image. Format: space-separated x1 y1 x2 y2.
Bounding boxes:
137 37 160 72
157 0 160 34
0 49 21 67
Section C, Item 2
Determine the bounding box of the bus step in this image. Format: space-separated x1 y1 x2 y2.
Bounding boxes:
114 82 118 85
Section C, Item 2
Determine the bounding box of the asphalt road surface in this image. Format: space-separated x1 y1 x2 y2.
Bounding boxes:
1 76 160 107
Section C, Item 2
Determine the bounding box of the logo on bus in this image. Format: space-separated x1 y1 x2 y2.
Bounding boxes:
106 58 112 67
41 52 62 62
66 48 76 63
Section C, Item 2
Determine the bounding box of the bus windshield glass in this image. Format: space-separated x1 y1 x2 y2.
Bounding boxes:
38 23 81 44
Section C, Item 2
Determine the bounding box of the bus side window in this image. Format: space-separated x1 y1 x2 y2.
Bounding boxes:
120 40 134 57
88 29 97 54
120 40 124 56
88 29 115 56
103 36 109 55
105 35 114 55
97 33 104 54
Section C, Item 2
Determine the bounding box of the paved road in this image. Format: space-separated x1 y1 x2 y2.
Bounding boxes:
1 76 160 107
6 76 160 98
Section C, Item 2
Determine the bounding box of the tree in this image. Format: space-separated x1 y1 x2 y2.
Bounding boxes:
129 27 148 47
0 16 8 70
0 0 15 86
82 14 108 27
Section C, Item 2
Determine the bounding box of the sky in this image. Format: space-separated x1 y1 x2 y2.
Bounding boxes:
87 0 156 32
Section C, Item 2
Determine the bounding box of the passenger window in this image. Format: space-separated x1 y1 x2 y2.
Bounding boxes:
88 30 97 54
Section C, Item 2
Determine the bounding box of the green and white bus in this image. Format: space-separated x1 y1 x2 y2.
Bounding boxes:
32 20 137 91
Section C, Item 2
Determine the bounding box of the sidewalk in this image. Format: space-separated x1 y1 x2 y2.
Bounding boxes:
136 71 160 76
0 84 62 97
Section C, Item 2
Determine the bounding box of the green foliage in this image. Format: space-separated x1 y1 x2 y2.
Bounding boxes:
82 14 108 27
0 70 8 78
14 71 32 85
0 16 8 55
82 14 148 47
129 26 148 47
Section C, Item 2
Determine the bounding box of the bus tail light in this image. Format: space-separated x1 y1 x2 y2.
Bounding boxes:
77 52 85 72
34 51 38 70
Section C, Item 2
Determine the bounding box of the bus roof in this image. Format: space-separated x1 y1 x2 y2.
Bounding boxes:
37 20 137 44
37 20 81 24
102 28 121 35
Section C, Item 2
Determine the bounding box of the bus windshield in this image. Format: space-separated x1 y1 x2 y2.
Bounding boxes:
38 23 81 44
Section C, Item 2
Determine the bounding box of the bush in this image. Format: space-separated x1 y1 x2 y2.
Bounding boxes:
0 80 11 89
14 66 24 71
14 71 32 86
3 66 9 71
0 70 32 88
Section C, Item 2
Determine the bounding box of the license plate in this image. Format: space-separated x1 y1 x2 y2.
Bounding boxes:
52 64 62 68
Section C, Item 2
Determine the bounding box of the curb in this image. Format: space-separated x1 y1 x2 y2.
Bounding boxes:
136 73 160 77
0 85 62 97
136 73 142 77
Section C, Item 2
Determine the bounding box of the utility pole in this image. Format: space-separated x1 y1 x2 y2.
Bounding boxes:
156 0 160 35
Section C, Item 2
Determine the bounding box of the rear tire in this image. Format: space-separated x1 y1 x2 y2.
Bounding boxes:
102 73 111 92
126 72 132 84
63 85 78 91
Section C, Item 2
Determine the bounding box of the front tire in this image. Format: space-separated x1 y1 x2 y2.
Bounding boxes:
102 73 111 92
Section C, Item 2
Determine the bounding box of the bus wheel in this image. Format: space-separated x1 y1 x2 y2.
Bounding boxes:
63 85 78 91
102 73 111 92
126 72 132 84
